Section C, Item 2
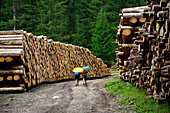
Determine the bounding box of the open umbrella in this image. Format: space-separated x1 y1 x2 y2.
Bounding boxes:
82 66 90 71
73 67 83 72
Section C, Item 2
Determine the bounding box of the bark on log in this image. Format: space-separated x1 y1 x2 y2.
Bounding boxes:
0 45 23 49
0 30 24 35
122 6 151 13
0 87 24 92
123 13 143 18
2 65 24 70
0 34 24 38
0 49 22 56
0 70 23 75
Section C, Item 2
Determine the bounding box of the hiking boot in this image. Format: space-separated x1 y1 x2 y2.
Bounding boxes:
75 84 79 86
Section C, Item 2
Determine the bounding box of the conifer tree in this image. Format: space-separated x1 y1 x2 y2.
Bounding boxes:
91 9 116 66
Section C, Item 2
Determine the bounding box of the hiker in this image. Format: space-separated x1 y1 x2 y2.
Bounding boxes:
74 72 80 86
82 70 87 85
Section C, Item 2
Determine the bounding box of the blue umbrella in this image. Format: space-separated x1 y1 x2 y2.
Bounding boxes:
82 66 90 71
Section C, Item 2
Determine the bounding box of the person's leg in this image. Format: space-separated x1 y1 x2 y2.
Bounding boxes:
77 79 79 85
75 79 79 86
82 75 87 85
75 75 79 86
82 75 85 85
84 75 87 84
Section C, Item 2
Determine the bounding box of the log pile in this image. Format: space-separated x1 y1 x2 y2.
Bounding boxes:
116 0 169 103
0 30 110 92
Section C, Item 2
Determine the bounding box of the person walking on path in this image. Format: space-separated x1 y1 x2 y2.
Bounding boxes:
82 71 87 85
74 72 80 86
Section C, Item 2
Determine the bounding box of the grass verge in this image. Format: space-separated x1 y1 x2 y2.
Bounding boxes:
103 75 170 113
110 70 119 73
6 94 15 99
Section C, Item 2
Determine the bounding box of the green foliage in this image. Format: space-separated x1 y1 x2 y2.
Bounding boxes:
91 9 116 67
6 94 15 99
103 76 170 113
0 0 147 67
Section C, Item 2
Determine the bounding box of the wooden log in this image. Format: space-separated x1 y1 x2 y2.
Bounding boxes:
5 57 13 62
0 38 23 45
7 76 13 81
0 76 3 82
133 70 140 74
120 26 140 31
123 13 143 18
157 11 166 19
152 5 161 12
0 70 24 75
130 17 138 25
0 57 5 62
0 49 22 56
122 29 131 36
139 17 146 23
143 11 155 18
160 0 167 7
121 6 151 13
0 45 23 49
0 34 24 38
0 87 24 92
160 25 164 37
119 44 136 48
0 30 24 35
13 75 20 81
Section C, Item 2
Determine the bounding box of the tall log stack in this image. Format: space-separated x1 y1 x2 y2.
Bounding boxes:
116 0 170 103
0 30 110 92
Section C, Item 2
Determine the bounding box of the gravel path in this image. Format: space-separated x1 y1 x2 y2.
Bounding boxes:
0 73 133 113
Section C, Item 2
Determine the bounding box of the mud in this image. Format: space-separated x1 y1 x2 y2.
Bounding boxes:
0 73 133 113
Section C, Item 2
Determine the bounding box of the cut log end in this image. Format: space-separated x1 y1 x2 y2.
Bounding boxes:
0 76 4 82
5 57 13 62
7 76 13 81
0 57 5 62
122 29 131 36
130 17 138 24
139 17 146 23
13 75 20 81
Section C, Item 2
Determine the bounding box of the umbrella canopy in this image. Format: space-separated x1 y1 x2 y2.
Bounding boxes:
73 67 83 72
82 66 90 71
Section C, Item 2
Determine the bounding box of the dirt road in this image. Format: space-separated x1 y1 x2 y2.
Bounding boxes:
0 73 132 113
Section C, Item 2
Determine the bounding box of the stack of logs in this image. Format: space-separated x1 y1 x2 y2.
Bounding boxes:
116 0 169 103
0 30 110 92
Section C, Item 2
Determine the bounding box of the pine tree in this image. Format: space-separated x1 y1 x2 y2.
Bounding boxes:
91 9 116 67
0 0 14 30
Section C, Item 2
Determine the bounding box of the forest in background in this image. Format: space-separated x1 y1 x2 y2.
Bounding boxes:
0 0 147 67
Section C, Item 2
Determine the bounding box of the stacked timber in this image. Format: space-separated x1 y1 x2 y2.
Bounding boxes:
0 30 110 92
0 30 26 91
116 0 169 103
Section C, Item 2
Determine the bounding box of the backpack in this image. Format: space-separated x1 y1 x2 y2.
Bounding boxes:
82 71 86 74
74 72 80 76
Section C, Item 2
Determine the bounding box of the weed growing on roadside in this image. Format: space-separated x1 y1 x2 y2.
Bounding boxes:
6 94 15 99
110 71 120 73
103 76 170 113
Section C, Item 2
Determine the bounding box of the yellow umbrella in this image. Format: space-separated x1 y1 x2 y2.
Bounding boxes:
73 67 83 72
